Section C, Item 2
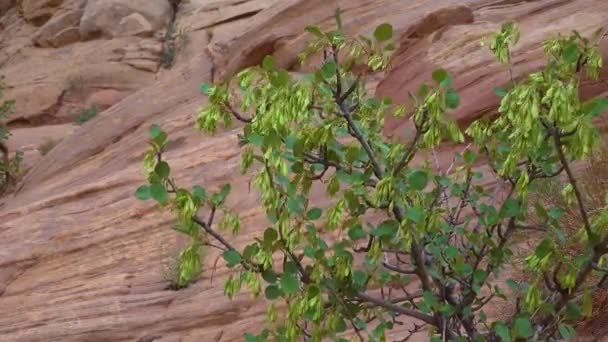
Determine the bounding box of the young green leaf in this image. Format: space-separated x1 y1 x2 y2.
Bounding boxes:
135 185 151 200
306 207 322 220
374 23 393 42
406 206 424 223
150 183 169 205
372 220 398 237
305 25 325 38
432 69 452 87
155 161 170 179
408 170 429 190
445 88 460 109
199 82 212 95
280 272 299 294
514 317 533 338
264 285 282 300
149 124 163 139
321 60 337 79
348 224 366 240
223 250 242 268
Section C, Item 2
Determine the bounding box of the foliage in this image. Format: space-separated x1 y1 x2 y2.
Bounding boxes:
161 23 190 69
37 138 61 156
72 105 99 125
137 15 608 341
0 73 21 194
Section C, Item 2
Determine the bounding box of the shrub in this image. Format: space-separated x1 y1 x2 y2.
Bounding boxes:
160 23 190 69
37 138 61 156
137 15 608 341
0 74 21 194
72 105 99 125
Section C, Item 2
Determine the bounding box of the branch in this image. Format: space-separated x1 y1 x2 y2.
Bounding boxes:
382 262 418 274
225 102 253 123
550 124 593 238
356 293 436 325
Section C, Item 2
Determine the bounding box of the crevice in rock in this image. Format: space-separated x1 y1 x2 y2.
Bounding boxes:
197 9 262 31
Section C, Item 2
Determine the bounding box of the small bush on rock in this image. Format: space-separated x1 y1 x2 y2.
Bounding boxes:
0 74 21 194
137 15 608 341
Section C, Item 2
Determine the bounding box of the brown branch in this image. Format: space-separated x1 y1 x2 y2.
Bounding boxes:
356 293 436 325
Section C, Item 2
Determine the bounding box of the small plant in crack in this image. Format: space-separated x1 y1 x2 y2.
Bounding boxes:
161 23 191 69
37 138 62 156
72 105 99 125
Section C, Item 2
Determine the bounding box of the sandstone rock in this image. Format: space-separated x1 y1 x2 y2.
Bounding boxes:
115 13 154 38
85 89 130 110
0 0 15 18
17 0 63 25
125 58 159 73
32 8 82 47
79 0 173 40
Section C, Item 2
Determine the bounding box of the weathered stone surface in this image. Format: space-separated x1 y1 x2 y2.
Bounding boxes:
32 8 82 47
79 0 173 40
0 0 607 341
17 0 63 25
0 0 15 17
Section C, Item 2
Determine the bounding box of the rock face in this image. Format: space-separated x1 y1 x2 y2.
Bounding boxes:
0 0 607 341
79 0 173 39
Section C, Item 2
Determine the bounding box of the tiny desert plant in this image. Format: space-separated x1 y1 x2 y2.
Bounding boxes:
0 73 21 194
37 138 61 156
161 23 191 69
66 74 85 92
72 105 99 125
137 14 608 341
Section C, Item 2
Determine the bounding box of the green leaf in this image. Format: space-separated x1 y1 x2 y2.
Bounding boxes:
495 323 511 342
374 23 393 42
502 199 520 218
321 60 337 79
247 132 264 146
582 289 593 317
264 285 281 300
155 161 170 179
192 186 206 201
135 185 151 200
262 269 277 284
280 272 299 294
348 224 366 240
432 69 452 87
222 250 242 268
372 220 398 237
514 317 533 338
445 246 459 259
558 324 575 339
548 207 564 220
565 302 581 320
408 170 429 190
306 207 322 220
212 184 232 205
199 82 212 95
587 97 608 117
352 270 367 289
262 55 275 71
405 206 424 223
263 228 278 244
305 25 325 38
445 88 460 109
562 42 580 64
463 149 477 164
150 183 168 205
493 87 508 98
287 196 304 215
149 124 162 139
